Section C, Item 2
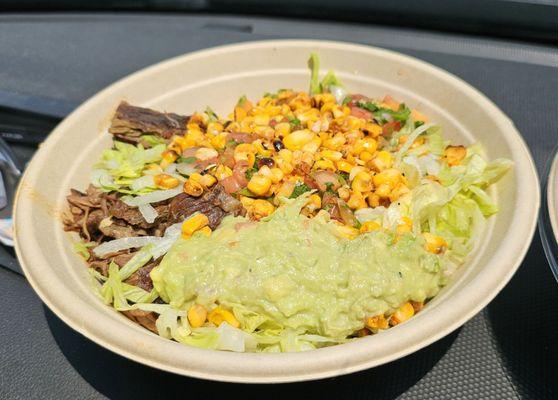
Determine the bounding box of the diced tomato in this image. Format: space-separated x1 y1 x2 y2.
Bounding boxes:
232 160 249 187
220 176 243 194
349 106 372 120
227 132 257 143
382 121 401 136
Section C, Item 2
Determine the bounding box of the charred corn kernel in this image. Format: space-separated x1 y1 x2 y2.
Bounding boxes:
301 151 315 166
198 226 212 237
181 213 209 238
208 306 240 328
258 165 273 179
234 106 247 122
206 121 224 135
373 168 401 188
314 159 336 171
276 159 294 175
321 150 343 161
274 122 291 137
253 140 272 157
375 183 391 198
360 151 374 162
210 133 227 150
234 143 255 155
153 174 179 189
187 304 207 328
171 136 190 152
183 179 204 197
195 147 218 161
254 126 275 140
349 166 366 182
162 149 179 163
389 184 410 202
347 191 368 210
254 114 270 126
423 232 448 254
185 129 204 145
252 199 276 219
364 122 383 137
396 222 412 236
270 167 284 183
214 165 233 181
248 174 272 196
390 302 415 326
354 138 378 155
278 149 293 163
444 145 467 166
338 187 351 201
336 160 354 173
283 129 314 151
240 196 256 209
365 314 389 330
347 116 365 130
323 134 346 150
199 174 217 188
189 172 203 183
360 220 381 233
366 192 380 208
334 224 359 240
306 194 322 211
301 137 322 153
352 171 373 192
332 105 345 119
234 143 256 167
145 163 162 172
369 150 392 171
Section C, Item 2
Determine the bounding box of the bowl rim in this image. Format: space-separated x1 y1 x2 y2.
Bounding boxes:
14 39 540 383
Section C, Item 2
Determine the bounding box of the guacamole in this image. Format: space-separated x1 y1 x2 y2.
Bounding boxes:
151 196 446 342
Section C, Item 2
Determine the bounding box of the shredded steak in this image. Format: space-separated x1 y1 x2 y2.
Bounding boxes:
109 101 190 142
64 103 246 335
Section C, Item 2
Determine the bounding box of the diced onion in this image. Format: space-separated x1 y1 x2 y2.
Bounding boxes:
164 163 178 174
330 85 347 105
122 187 183 207
138 203 158 223
176 162 198 176
93 222 183 258
93 236 164 257
354 207 387 223
130 175 155 192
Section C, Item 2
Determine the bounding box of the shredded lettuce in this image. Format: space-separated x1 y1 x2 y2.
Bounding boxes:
92 142 166 194
307 53 345 101
73 241 95 260
308 53 321 95
141 135 167 147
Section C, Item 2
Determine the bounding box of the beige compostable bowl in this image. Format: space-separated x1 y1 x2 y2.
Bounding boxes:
14 40 539 383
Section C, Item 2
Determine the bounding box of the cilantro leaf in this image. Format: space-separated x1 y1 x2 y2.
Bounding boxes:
205 106 218 122
289 182 312 198
181 156 197 164
237 95 247 107
289 116 302 129
325 182 336 194
245 166 259 180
